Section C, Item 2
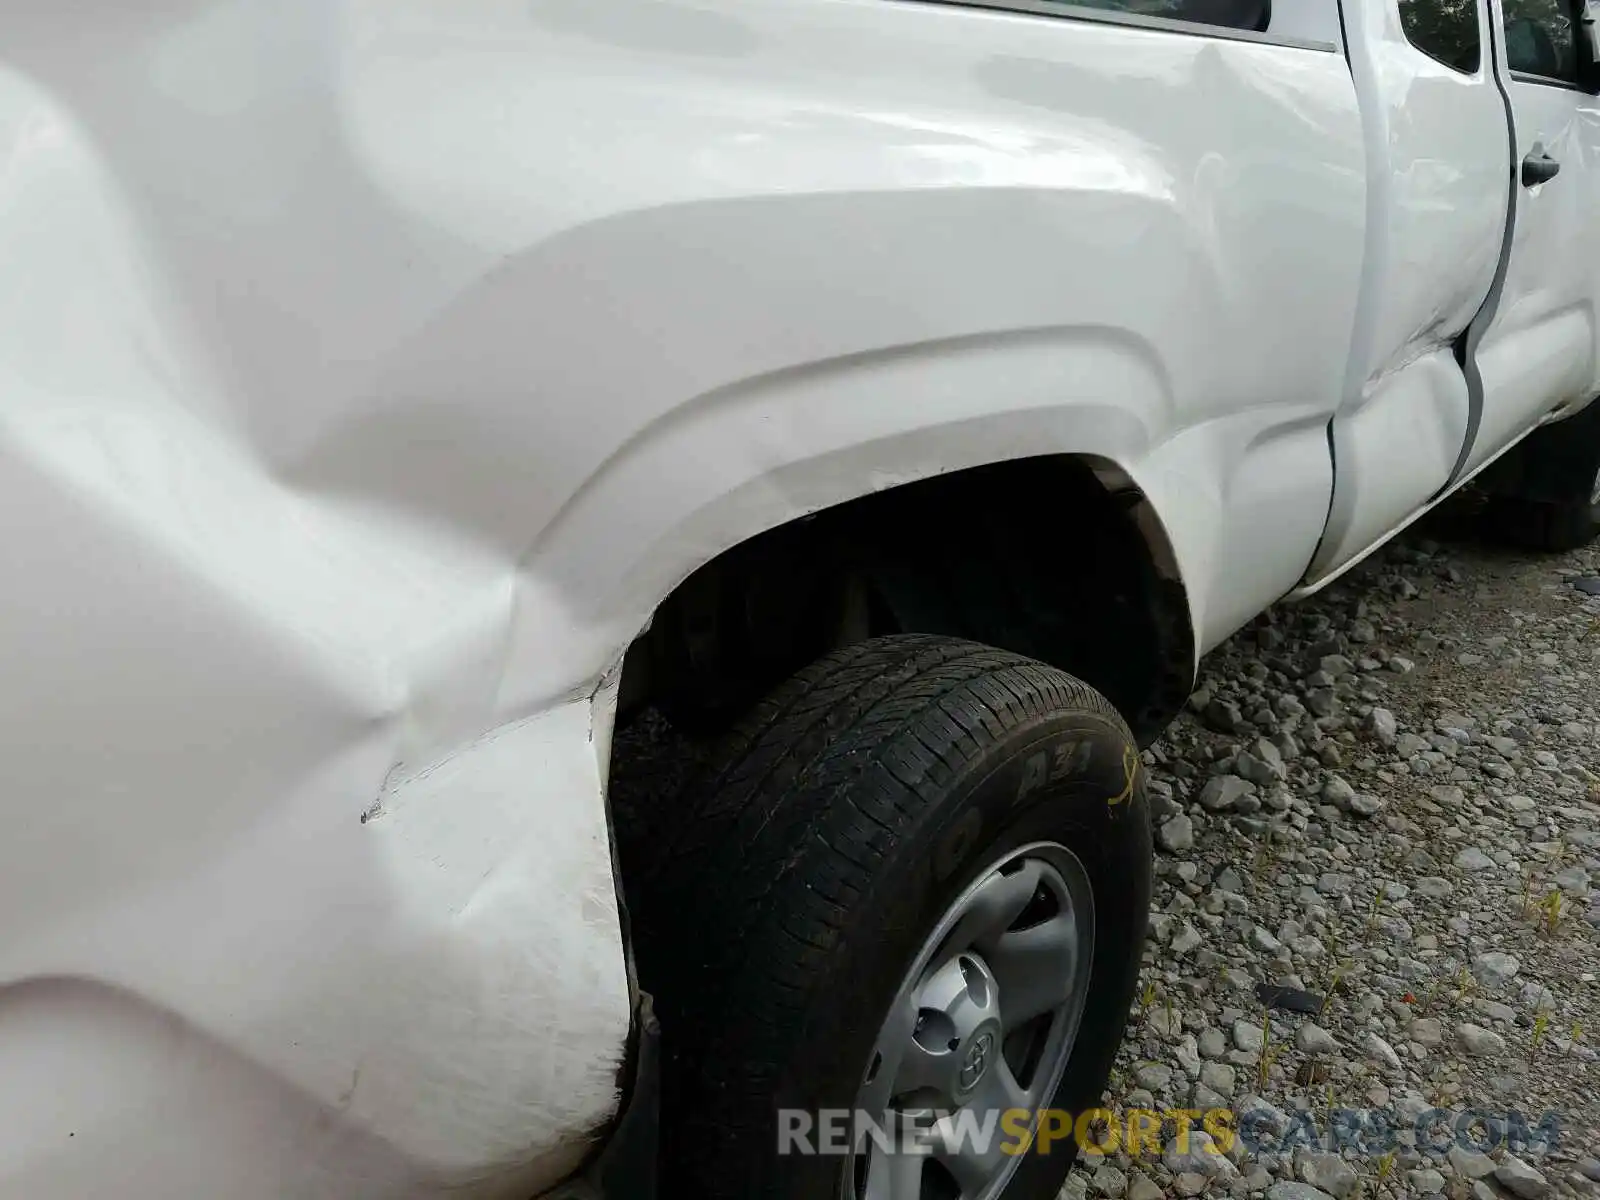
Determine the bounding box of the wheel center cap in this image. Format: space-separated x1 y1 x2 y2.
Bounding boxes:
957 1027 997 1092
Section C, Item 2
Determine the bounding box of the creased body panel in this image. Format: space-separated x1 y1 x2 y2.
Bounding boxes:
0 1 1360 1194
1307 0 1509 582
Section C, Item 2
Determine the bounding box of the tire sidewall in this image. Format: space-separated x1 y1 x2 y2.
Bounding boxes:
768 709 1152 1198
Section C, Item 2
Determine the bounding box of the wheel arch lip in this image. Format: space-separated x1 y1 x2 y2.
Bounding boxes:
1077 454 1199 740
502 372 1204 736
595 432 1196 752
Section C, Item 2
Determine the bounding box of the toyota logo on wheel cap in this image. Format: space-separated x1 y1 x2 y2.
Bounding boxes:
958 1030 995 1090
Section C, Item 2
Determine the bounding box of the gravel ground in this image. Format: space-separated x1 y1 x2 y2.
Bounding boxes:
1069 499 1600 1200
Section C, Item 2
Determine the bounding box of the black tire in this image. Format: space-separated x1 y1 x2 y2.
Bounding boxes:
1481 402 1600 552
633 634 1152 1200
1483 493 1600 553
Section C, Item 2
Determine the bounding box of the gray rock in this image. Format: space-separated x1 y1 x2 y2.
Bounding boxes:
1307 688 1339 717
1204 698 1247 735
1295 1148 1358 1200
1363 1031 1402 1069
1198 1027 1228 1059
1396 731 1432 757
1199 1061 1236 1097
1456 1022 1506 1056
1349 792 1385 817
1233 1019 1265 1054
1494 1155 1551 1199
1236 743 1287 785
1321 774 1356 806
1454 846 1496 872
1135 1062 1172 1091
1267 1184 1335 1200
1126 1178 1164 1200
1147 788 1183 823
1148 1007 1183 1040
1447 1146 1498 1180
1090 1164 1128 1196
1242 1166 1274 1192
1213 865 1247 893
1414 876 1454 899
1250 925 1284 954
1480 1000 1516 1024
1368 707 1399 745
1171 922 1204 956
1409 1167 1447 1193
1158 814 1195 853
1554 864 1592 895
1200 776 1258 812
1410 1017 1443 1047
1471 951 1521 988
1295 1022 1338 1054
1238 1094 1291 1137
1409 847 1442 871
1275 692 1307 720
1174 1034 1202 1074
1395 1091 1432 1123
1163 1131 1236 1179
1520 981 1556 1011
1577 1159 1600 1183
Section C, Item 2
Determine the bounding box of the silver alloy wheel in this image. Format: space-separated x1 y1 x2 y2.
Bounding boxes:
846 841 1095 1200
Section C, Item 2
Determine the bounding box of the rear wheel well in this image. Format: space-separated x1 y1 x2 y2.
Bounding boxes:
616 455 1193 746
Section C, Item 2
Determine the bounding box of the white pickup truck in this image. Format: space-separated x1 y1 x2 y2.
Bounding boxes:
5 1 1600 1198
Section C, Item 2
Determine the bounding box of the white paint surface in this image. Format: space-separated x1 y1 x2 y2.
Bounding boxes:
0 0 1594 1195
1470 0 1600 477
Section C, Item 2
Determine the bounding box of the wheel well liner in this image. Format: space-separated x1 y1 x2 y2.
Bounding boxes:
624 455 1194 746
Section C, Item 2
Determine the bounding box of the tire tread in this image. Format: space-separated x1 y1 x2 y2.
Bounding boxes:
634 634 1133 1197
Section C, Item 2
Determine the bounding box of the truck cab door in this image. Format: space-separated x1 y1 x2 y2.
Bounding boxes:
1459 0 1600 480
1301 0 1509 585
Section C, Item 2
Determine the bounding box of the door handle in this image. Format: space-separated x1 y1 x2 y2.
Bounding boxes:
1522 150 1561 187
